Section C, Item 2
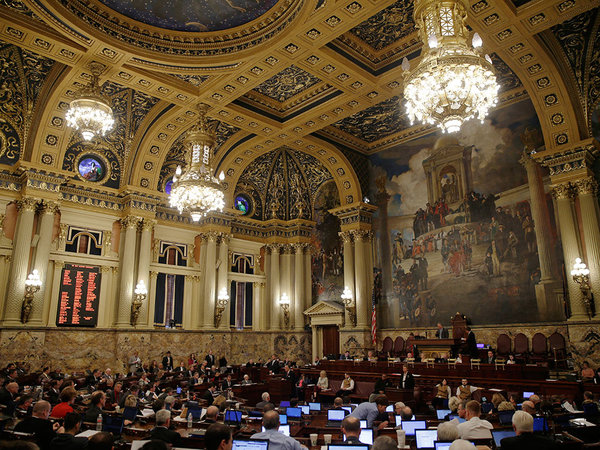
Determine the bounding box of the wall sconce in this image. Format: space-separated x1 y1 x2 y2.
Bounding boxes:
215 288 229 327
22 270 42 323
279 293 290 328
131 280 147 326
341 286 356 326
571 258 593 318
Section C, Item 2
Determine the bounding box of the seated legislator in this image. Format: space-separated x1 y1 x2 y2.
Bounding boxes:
51 387 77 419
50 412 88 450
456 379 478 401
500 411 560 450
205 423 232 450
251 410 302 450
335 373 355 397
341 416 362 444
149 409 182 446
14 400 60 450
456 400 493 440
83 391 106 422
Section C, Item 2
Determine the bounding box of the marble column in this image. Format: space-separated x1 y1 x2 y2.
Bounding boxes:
195 238 207 328
552 184 587 320
148 271 158 327
353 230 370 328
202 232 218 329
340 231 355 327
304 247 311 312
31 201 59 325
376 188 392 296
136 219 154 327
280 245 292 329
575 177 600 318
3 198 37 325
116 216 139 327
268 244 281 329
264 247 271 330
217 235 230 330
293 243 305 330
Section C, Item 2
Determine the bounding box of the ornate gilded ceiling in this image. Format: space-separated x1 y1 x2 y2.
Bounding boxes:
0 0 597 212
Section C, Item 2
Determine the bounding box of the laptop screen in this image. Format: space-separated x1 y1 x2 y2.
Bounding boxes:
329 446 368 450
232 439 269 450
300 405 310 415
102 416 124 434
262 425 290 437
386 405 394 412
499 410 515 425
533 417 547 432
189 407 205 420
360 420 368 429
492 429 516 448
309 402 321 411
434 443 452 450
122 407 138 421
401 420 426 436
523 391 535 399
279 414 287 425
448 415 466 423
328 409 345 421
280 401 290 407
286 407 301 418
395 415 402 425
342 406 352 414
436 410 451 420
225 410 243 424
416 429 438 449
359 429 373 445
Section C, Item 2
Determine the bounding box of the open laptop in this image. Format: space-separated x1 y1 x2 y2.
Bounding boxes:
122 407 138 422
386 405 394 412
279 414 288 425
533 417 547 432
300 405 310 415
436 409 451 420
225 410 243 426
280 401 291 408
342 406 352 414
286 407 302 421
498 410 515 425
326 409 346 427
102 416 124 435
360 420 368 429
309 402 321 412
359 428 373 445
433 442 453 450
232 439 270 450
189 407 206 421
329 445 368 450
523 391 535 399
416 429 438 449
262 425 290 436
401 420 426 436
492 429 516 449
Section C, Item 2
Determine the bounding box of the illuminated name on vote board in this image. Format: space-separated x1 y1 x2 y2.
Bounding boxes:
56 264 101 327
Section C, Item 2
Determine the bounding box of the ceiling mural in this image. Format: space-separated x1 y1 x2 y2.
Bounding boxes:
235 147 334 221
0 41 56 165
158 118 241 191
489 53 523 93
96 0 279 32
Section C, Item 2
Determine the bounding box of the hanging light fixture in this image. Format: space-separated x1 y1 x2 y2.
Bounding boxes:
65 62 114 141
402 0 499 133
169 103 225 221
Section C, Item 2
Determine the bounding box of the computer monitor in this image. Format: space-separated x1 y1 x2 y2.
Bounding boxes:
300 405 310 415
225 410 243 426
342 406 352 414
280 401 290 408
328 409 346 421
436 409 451 420
189 407 205 420
359 428 373 445
498 410 515 425
360 420 368 429
176 387 182 394
401 420 426 436
533 417 547 432
416 429 438 449
102 416 124 435
434 442 453 450
309 402 321 411
261 425 290 437
523 391 535 399
492 429 516 448
395 415 402 425
286 407 302 419
328 445 368 450
448 415 466 423
476 343 485 349
386 405 394 412
279 414 288 425
122 407 138 422
232 439 269 450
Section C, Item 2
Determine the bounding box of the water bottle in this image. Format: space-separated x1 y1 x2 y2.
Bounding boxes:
187 413 192 429
96 414 102 431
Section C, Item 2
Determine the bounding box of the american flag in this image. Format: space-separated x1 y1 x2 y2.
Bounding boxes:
371 269 382 345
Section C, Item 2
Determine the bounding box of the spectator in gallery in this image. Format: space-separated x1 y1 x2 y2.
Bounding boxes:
581 361 595 381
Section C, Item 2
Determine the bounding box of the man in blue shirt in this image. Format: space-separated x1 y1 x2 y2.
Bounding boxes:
251 410 304 450
349 395 389 428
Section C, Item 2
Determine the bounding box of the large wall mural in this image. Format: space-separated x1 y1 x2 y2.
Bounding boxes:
369 99 563 328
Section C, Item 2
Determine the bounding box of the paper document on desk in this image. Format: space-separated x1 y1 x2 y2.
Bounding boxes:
76 430 100 438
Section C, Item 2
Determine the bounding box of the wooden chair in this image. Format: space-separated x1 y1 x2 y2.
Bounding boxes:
470 358 481 370
548 332 568 369
514 333 529 362
496 333 511 357
382 337 393 355
531 333 548 363
394 336 405 357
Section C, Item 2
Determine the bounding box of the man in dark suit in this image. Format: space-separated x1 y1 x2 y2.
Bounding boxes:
49 412 87 450
465 327 478 359
0 382 19 416
149 409 181 446
341 416 362 444
162 351 174 371
85 369 101 389
500 410 560 450
14 400 59 450
202 383 217 406
221 374 234 391
205 350 216 367
485 350 496 365
256 392 273 410
435 322 449 339
46 380 61 405
400 365 415 390
373 373 392 394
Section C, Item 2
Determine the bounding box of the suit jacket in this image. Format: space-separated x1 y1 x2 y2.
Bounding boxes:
205 354 216 366
83 404 104 423
486 356 496 364
149 426 181 446
202 389 214 406
500 433 561 450
435 327 449 338
46 388 60 405
0 388 16 415
221 380 234 390
400 372 415 390
466 331 477 355
345 436 362 445
49 433 88 450
162 356 173 371
14 416 57 450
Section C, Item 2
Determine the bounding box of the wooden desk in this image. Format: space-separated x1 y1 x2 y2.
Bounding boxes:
412 339 458 359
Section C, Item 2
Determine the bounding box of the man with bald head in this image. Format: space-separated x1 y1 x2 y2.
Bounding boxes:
0 381 19 416
203 405 220 424
341 416 361 444
521 400 536 415
14 400 61 450
251 410 303 450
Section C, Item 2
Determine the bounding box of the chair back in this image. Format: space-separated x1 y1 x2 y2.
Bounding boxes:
496 334 511 355
532 333 547 355
382 337 393 353
514 333 529 354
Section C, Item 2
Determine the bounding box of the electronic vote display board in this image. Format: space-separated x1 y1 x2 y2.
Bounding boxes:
56 264 101 326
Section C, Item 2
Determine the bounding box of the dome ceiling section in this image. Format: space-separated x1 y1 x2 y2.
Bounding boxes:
44 0 307 63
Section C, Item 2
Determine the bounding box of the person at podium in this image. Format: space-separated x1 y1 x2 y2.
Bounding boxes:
435 322 449 339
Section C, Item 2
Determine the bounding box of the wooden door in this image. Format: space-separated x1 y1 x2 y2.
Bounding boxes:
322 325 340 357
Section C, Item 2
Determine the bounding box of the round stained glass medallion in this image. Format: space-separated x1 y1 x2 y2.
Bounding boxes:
234 195 251 215
78 156 105 182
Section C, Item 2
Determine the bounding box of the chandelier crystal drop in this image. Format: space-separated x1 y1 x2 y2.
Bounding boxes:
169 103 225 221
65 62 114 141
402 0 499 133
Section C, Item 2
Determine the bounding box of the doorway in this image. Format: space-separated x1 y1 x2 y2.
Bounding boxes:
322 325 340 357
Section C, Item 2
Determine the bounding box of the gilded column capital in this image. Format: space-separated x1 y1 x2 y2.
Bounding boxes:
551 183 575 200
100 266 111 273
39 201 60 215
218 233 231 245
281 244 293 254
350 229 373 242
339 231 354 244
574 177 598 196
518 150 537 169
121 215 140 229
54 260 65 269
150 271 158 279
206 231 220 243
291 243 308 254
139 218 156 232
267 243 281 254
17 197 38 212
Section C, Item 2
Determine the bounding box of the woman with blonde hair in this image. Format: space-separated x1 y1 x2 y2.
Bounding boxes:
313 370 329 400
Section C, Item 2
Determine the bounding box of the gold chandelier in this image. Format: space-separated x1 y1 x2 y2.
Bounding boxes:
402 0 499 133
65 62 114 141
169 104 225 221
